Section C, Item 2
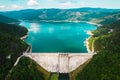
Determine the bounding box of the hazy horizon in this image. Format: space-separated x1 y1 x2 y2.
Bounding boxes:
0 0 120 11
1 7 120 12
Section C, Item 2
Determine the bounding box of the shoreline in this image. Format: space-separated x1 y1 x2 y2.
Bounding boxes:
23 20 101 26
20 21 98 54
84 31 93 53
20 32 28 40
86 21 102 27
21 30 94 54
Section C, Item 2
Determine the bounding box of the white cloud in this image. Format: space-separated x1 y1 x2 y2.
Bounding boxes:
58 0 77 3
11 4 22 9
27 0 39 6
0 5 22 11
79 2 85 6
47 0 54 1
0 5 6 9
61 1 73 7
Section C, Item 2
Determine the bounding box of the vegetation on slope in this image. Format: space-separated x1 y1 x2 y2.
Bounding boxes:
0 14 19 24
0 22 28 80
88 37 94 51
50 73 58 80
77 52 119 80
0 22 50 80
7 57 50 80
72 20 120 80
0 22 28 37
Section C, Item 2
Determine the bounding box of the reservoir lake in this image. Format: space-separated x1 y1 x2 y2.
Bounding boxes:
20 21 97 53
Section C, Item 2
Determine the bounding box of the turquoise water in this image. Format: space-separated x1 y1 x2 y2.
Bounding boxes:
20 22 97 53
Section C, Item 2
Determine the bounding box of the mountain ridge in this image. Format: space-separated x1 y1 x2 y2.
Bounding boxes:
0 7 120 24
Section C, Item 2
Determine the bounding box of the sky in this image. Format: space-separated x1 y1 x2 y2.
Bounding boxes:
0 0 120 11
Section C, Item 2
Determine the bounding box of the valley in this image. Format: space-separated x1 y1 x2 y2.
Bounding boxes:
0 7 120 80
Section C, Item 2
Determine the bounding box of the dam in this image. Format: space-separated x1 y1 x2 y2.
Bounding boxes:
25 53 94 73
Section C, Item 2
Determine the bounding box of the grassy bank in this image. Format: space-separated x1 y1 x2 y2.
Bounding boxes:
50 73 58 80
88 37 94 52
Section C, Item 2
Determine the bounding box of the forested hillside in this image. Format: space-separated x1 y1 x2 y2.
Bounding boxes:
0 14 19 24
1 8 120 24
0 22 28 80
71 20 120 80
0 19 50 80
7 57 50 80
0 22 28 37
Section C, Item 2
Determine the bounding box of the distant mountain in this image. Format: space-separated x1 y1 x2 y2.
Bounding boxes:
0 7 120 24
0 14 20 24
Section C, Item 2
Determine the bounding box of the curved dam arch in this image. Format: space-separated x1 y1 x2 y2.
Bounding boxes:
25 53 94 73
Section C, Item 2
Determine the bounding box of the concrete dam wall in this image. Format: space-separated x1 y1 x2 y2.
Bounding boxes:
26 53 94 73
